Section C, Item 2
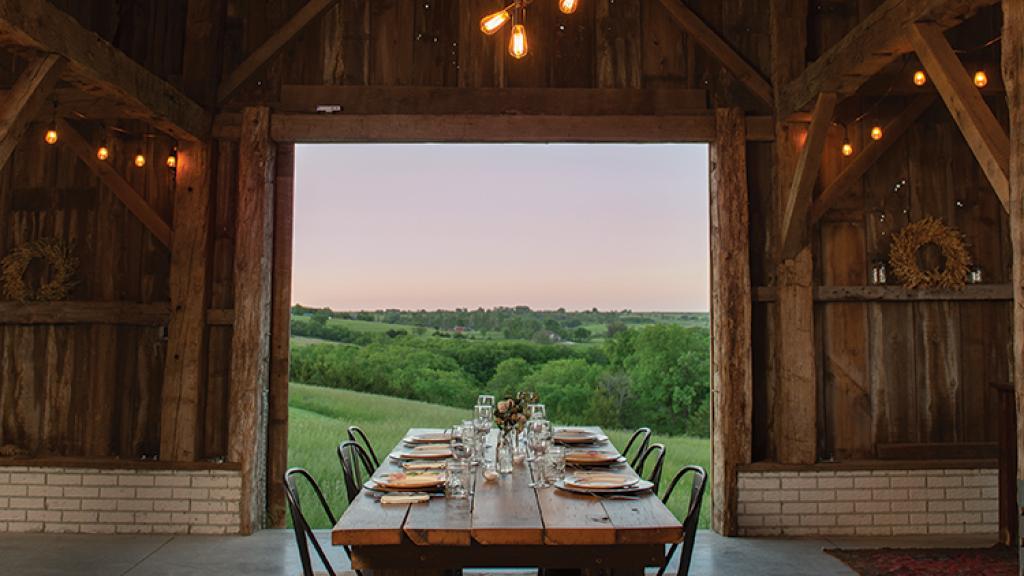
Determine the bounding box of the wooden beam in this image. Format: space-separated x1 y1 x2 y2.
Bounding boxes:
213 113 776 143
0 301 169 325
279 85 709 115
656 0 773 108
160 142 214 463
814 284 1011 302
266 143 294 528
778 0 999 117
0 0 210 141
182 0 225 107
228 107 275 535
908 22 1010 210
709 108 752 536
218 0 338 104
0 54 64 171
809 95 937 224
780 93 837 259
57 118 172 248
1003 0 1024 491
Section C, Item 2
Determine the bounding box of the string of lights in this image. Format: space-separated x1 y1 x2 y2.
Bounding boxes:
43 107 177 170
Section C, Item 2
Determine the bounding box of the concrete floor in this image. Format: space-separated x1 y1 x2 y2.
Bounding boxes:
0 529 999 576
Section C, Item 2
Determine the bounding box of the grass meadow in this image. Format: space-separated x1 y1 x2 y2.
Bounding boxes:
287 383 711 529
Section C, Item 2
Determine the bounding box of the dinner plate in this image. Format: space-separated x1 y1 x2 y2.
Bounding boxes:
563 472 640 490
363 479 445 494
553 429 607 445
403 432 452 445
554 478 655 496
371 472 445 491
390 445 453 460
564 450 624 465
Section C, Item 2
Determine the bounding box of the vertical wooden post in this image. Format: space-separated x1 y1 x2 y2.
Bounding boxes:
770 0 817 465
229 107 275 534
266 143 294 528
1002 2 1024 565
710 108 752 536
160 142 213 462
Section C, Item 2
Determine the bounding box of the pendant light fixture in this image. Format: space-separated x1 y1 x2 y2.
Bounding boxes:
480 0 581 59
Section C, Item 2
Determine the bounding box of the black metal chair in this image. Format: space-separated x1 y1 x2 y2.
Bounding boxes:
284 467 362 576
658 465 707 576
337 440 376 503
347 425 380 469
621 427 652 468
635 442 666 494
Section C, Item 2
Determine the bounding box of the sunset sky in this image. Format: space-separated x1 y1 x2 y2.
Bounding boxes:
292 143 710 312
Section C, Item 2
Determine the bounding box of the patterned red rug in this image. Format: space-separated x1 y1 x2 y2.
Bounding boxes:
825 546 1017 576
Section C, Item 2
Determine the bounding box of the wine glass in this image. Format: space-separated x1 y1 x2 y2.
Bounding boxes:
476 394 495 408
474 405 493 459
527 419 552 488
450 425 473 461
527 403 547 420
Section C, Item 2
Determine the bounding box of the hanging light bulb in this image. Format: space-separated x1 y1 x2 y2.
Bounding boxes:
96 145 110 161
134 150 146 168
913 70 927 86
509 24 528 59
166 148 177 169
841 141 854 157
480 8 511 35
559 0 579 15
44 127 58 145
870 125 884 141
973 69 988 88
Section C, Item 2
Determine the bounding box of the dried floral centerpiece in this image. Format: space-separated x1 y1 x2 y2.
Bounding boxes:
493 391 537 473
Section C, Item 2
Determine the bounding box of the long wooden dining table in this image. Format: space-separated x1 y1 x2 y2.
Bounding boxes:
332 427 684 575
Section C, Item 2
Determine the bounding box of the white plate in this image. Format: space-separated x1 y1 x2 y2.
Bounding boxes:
554 478 655 496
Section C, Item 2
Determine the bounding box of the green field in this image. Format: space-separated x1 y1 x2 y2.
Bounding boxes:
287 383 711 529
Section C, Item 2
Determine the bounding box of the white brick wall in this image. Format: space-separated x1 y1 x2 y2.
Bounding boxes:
737 468 998 537
0 466 242 535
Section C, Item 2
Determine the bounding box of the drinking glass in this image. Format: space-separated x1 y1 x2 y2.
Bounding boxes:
445 459 471 499
527 419 552 487
527 403 547 420
473 406 493 464
450 425 473 461
545 446 566 484
476 394 495 408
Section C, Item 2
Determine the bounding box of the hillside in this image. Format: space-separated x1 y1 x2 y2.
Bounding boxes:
287 383 710 529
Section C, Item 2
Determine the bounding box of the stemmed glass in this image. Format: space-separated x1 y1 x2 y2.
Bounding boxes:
449 425 474 462
527 419 552 488
527 403 546 420
473 404 493 463
477 394 495 408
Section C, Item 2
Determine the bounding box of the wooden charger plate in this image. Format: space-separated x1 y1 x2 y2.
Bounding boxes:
555 478 655 496
553 429 607 444
564 450 624 465
390 445 453 460
369 472 445 492
564 472 639 490
404 432 452 445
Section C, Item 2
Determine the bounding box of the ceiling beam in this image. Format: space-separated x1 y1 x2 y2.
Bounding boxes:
657 0 773 108
908 22 1009 210
0 53 64 171
217 0 338 104
58 118 172 248
809 94 937 224
780 92 837 259
0 0 210 142
778 0 998 118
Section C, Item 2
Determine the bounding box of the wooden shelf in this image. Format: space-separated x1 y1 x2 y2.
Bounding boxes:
753 284 1011 303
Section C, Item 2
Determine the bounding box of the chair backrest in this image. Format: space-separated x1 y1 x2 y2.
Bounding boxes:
347 425 380 469
658 465 708 576
337 440 376 503
635 442 666 494
621 427 652 468
283 468 338 576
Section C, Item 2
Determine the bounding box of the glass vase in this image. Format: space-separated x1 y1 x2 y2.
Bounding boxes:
497 429 515 474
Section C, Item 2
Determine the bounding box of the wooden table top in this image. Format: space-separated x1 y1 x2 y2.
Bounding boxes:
332 427 683 548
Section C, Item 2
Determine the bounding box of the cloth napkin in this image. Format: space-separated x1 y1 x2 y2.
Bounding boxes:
380 494 430 505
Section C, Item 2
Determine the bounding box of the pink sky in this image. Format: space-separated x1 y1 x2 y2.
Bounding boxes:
292 143 709 312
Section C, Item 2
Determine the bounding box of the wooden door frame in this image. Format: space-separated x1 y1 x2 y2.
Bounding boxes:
255 110 754 535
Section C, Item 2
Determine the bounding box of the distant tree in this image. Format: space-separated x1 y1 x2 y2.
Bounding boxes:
486 358 534 397
572 327 590 342
606 321 628 338
356 311 374 321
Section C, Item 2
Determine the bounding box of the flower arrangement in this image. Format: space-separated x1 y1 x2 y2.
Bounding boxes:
494 391 538 433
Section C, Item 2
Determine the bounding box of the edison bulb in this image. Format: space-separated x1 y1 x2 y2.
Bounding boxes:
841 142 854 157
870 125 883 141
480 9 510 35
913 70 927 86
973 70 988 88
509 24 528 59
134 152 146 168
166 153 177 169
559 0 579 14
97 146 110 160
44 129 58 145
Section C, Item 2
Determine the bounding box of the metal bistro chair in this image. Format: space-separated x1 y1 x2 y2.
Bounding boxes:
337 440 376 503
635 442 666 494
621 427 652 469
658 465 707 576
283 467 362 576
347 425 381 469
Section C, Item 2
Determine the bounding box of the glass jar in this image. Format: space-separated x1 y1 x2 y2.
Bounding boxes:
497 429 515 474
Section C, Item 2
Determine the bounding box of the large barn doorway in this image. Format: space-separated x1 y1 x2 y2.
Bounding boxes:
284 142 713 527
